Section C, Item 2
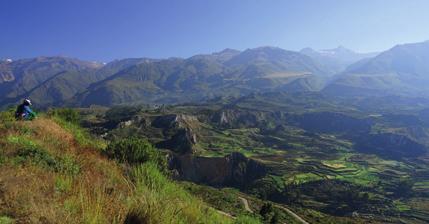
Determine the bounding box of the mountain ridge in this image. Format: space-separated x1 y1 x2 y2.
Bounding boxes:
3 41 429 108
300 46 379 74
1 47 334 108
324 40 429 97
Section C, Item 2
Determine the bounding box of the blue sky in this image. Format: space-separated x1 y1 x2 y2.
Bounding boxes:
1 0 429 61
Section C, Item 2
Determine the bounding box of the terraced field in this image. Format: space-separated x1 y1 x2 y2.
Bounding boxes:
82 95 429 223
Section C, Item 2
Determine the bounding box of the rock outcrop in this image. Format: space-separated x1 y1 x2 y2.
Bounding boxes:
152 114 199 154
170 152 267 189
156 128 197 154
211 108 276 128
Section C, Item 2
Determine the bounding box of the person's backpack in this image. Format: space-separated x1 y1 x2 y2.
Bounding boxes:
15 104 25 119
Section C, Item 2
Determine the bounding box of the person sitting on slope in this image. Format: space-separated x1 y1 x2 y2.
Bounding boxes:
15 99 36 120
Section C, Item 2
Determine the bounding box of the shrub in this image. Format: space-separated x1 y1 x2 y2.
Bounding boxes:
15 144 58 168
260 203 276 223
0 216 15 224
8 136 80 175
57 155 81 176
15 147 80 175
105 137 167 171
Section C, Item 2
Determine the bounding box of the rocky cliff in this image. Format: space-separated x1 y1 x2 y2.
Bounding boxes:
170 152 267 189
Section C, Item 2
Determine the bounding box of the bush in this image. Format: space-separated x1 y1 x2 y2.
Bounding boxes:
105 137 167 171
16 146 58 168
8 136 80 175
0 216 14 224
56 155 81 176
259 203 279 223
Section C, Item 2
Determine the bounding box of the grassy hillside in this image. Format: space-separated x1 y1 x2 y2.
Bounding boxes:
0 110 257 223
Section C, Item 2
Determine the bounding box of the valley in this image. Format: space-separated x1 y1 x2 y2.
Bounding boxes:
78 92 429 223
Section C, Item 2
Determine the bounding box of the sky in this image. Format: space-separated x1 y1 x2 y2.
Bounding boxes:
1 0 429 62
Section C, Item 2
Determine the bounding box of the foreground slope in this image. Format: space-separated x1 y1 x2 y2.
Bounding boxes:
0 111 242 224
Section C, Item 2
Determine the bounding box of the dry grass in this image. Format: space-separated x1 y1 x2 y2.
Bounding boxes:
0 117 133 223
0 114 237 224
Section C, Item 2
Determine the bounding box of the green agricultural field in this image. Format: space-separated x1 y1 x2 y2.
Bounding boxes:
75 94 429 224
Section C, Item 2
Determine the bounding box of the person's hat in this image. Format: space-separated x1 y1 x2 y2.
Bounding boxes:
24 99 32 105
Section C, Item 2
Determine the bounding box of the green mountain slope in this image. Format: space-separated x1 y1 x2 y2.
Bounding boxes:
10 42 429 108
74 47 330 107
0 57 155 108
0 47 338 108
0 57 102 107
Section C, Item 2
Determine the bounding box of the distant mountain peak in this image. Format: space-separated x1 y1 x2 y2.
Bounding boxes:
211 48 241 59
300 46 380 74
217 48 240 54
324 40 429 97
251 46 282 51
300 47 314 51
1 58 12 63
318 46 355 55
335 45 348 50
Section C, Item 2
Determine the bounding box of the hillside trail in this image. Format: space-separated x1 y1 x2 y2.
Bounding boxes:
236 195 309 224
238 196 253 213
273 204 309 224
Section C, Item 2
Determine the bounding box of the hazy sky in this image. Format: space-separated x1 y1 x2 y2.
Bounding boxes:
1 0 429 61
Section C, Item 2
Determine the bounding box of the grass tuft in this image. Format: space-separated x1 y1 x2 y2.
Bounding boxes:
0 216 15 224
128 162 232 223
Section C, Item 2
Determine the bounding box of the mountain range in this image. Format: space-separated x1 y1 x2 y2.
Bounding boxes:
1 41 429 108
324 41 429 97
300 46 378 73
